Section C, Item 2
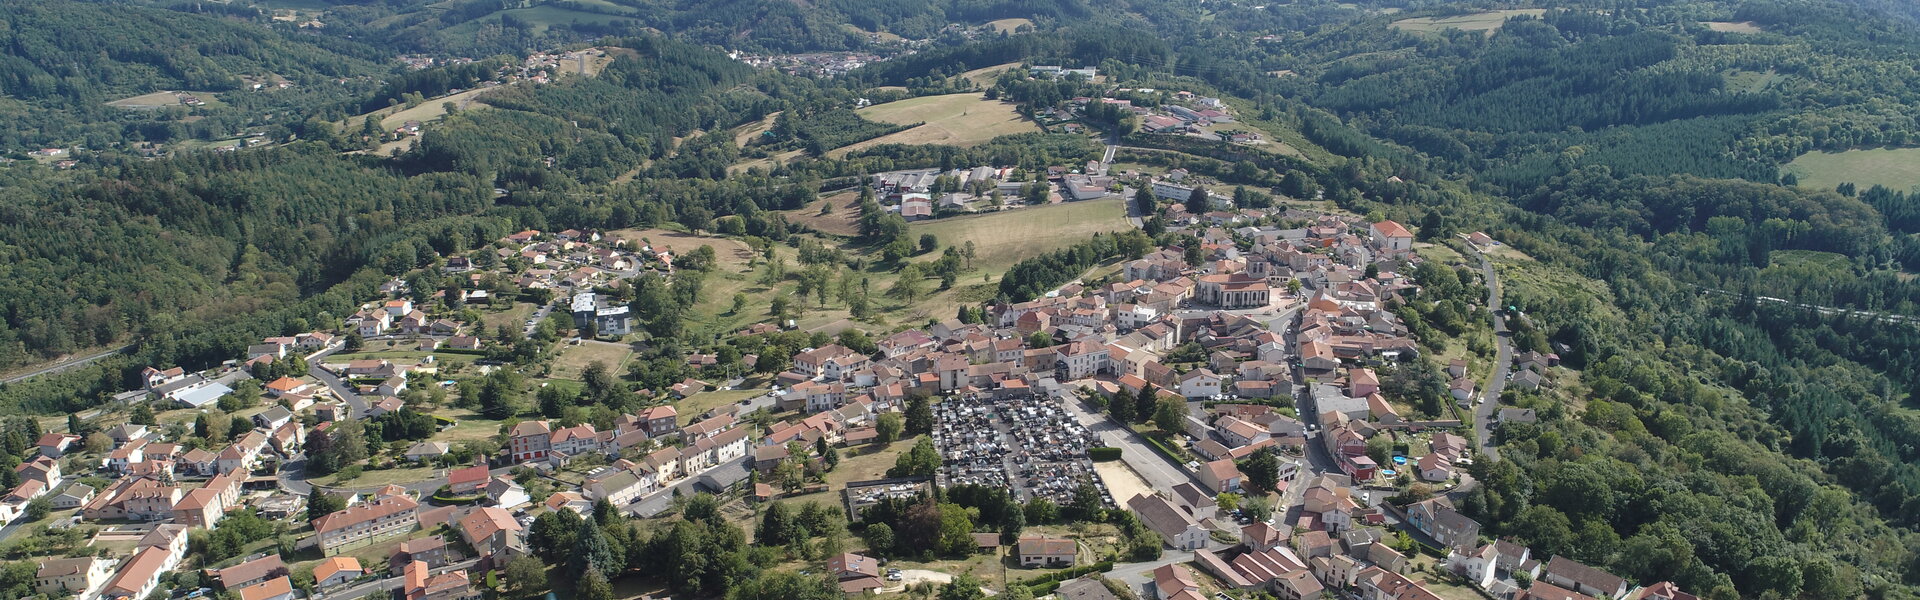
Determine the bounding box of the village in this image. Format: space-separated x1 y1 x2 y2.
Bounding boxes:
2 156 1650 600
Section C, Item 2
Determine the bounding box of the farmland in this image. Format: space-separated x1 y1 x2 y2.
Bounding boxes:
1783 147 1920 193
829 93 1038 157
915 196 1132 272
107 91 219 109
1390 9 1547 33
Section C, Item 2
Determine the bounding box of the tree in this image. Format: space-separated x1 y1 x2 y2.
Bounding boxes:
1134 186 1156 216
1024 498 1059 524
1108 388 1135 423
1242 495 1274 523
888 437 941 478
1026 331 1053 348
906 396 933 434
863 522 895 556
1152 395 1186 432
938 575 989 600
528 509 582 564
569 516 619 580
504 555 547 597
888 264 925 302
1239 448 1280 494
130 404 156 426
24 497 50 521
920 233 938 254
306 489 345 525
876 413 905 444
83 432 111 453
576 570 613 600
725 572 842 600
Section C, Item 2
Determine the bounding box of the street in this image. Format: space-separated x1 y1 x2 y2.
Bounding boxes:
309 344 370 419
1465 244 1507 462
1 344 134 383
1057 388 1207 494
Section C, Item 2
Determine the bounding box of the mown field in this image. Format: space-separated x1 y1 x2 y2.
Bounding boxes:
829 93 1038 157
914 196 1132 273
1391 9 1546 33
1783 147 1920 193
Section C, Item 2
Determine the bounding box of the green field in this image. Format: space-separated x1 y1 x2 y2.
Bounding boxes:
1391 9 1546 33
1783 147 1920 193
830 93 1039 157
550 341 633 380
914 196 1132 272
674 389 767 425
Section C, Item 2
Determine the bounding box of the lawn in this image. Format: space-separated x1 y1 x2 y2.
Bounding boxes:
782 190 863 237
607 228 759 270
914 196 1132 273
1784 147 1920 193
1391 9 1547 33
674 390 767 425
961 62 1022 88
323 465 438 488
771 440 911 510
550 341 633 380
481 302 538 332
429 408 504 444
829 93 1039 157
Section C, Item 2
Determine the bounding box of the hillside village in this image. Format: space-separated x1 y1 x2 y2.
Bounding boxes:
0 154 1644 600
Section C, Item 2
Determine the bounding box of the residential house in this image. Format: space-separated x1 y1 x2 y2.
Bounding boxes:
314 557 364 589
1404 497 1481 551
446 465 490 495
1357 567 1442 600
314 494 420 555
486 477 529 509
458 506 525 559
390 537 451 572
1179 369 1224 398
1200 459 1244 494
52 483 95 509
402 561 474 600
1017 536 1077 568
1128 493 1208 550
1542 556 1630 600
34 557 114 599
827 552 884 595
1151 564 1205 600
38 433 81 458
210 555 287 590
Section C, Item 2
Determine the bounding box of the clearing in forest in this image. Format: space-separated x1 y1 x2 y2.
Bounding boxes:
1391 9 1546 33
985 18 1032 33
1783 147 1920 193
828 93 1038 157
1702 21 1764 33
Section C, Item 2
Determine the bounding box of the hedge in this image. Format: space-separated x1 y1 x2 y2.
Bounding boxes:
433 348 489 356
1088 447 1122 462
1029 581 1061 596
1014 561 1114 587
1141 435 1184 463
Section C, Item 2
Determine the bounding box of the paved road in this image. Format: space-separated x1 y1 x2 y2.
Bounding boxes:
523 299 557 337
1465 245 1507 462
309 348 370 419
1058 389 1206 494
2 344 134 383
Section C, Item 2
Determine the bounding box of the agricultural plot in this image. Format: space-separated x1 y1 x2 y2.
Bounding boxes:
1783 147 1920 193
1391 9 1546 33
914 196 1132 273
1702 21 1764 33
829 93 1038 157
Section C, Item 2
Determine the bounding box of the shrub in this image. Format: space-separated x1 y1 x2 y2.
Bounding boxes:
1088 447 1123 461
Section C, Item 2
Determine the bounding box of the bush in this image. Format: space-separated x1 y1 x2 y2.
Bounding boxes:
1088 447 1122 462
1014 561 1114 587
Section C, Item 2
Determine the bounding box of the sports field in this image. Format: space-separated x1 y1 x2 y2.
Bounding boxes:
829 93 1038 157
1391 9 1546 33
1784 147 1920 193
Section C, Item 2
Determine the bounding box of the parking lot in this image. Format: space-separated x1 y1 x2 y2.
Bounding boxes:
932 392 1108 505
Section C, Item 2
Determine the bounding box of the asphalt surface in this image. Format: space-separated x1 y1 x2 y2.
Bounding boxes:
2 344 134 383
309 344 370 419
1058 390 1207 495
1467 244 1507 462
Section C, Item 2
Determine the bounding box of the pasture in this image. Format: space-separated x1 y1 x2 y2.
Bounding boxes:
959 62 1020 87
1391 9 1546 33
829 93 1038 157
108 91 218 109
1784 147 1920 193
913 196 1132 273
1703 21 1764 33
986 18 1032 33
607 228 759 270
550 341 633 380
